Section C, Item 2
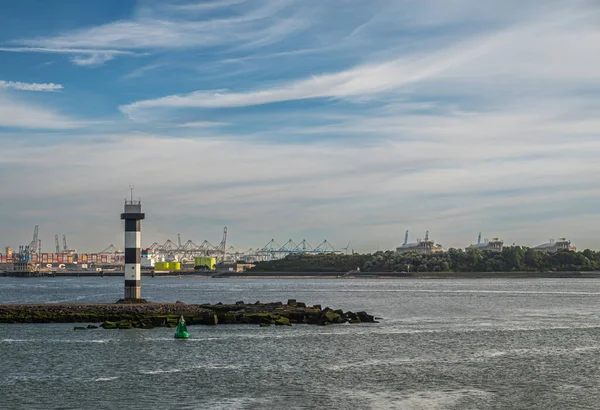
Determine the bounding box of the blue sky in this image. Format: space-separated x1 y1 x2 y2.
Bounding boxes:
1 0 599 253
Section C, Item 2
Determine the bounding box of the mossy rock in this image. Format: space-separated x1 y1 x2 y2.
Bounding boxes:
101 321 117 329
223 313 236 323
287 299 297 307
87 325 99 329
141 323 154 329
259 322 271 327
324 311 344 324
73 326 87 330
242 313 277 324
192 314 218 325
274 317 291 326
118 321 133 329
296 302 306 308
313 304 321 311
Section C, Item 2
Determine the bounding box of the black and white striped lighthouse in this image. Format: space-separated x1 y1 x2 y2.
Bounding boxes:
120 189 145 300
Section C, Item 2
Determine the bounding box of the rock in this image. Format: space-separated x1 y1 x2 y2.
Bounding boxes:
216 302 223 305
287 299 297 306
73 326 86 330
274 317 291 326
200 314 218 325
313 304 322 310
344 311 361 323
118 320 133 329
235 301 244 305
141 323 154 329
287 311 305 323
259 322 271 327
87 325 99 329
101 321 117 329
254 301 261 305
324 310 344 324
223 313 236 323
356 311 376 323
175 301 185 304
296 302 306 308
150 316 167 327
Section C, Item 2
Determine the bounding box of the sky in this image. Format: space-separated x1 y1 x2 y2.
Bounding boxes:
1 0 599 253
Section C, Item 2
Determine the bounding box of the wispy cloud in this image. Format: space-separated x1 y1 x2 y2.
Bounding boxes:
0 80 63 92
168 0 248 12
176 121 229 128
120 63 164 80
2 0 600 251
119 5 600 116
5 0 306 65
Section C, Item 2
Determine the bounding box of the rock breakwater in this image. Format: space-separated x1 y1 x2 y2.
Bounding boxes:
0 300 378 329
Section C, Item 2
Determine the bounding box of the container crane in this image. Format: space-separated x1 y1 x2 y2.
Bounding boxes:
55 235 60 254
28 225 39 254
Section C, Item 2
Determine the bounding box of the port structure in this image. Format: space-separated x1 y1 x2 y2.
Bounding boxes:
136 236 341 263
145 226 229 262
256 239 342 261
120 190 145 301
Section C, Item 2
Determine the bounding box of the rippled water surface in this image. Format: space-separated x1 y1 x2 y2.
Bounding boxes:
2 277 600 409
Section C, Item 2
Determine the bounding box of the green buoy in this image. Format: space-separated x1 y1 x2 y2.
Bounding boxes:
174 314 190 339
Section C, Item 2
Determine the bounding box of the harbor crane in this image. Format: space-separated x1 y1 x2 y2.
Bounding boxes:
55 235 60 254
28 225 39 254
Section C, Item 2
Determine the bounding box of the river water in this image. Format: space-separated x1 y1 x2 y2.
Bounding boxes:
1 277 600 409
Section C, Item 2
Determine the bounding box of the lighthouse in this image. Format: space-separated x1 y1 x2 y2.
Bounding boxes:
120 189 145 300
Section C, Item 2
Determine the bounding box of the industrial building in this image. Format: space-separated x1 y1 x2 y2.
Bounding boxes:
396 231 444 254
194 257 216 271
534 238 576 252
466 233 504 252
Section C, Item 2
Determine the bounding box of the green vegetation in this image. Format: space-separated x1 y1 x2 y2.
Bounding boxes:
249 248 600 273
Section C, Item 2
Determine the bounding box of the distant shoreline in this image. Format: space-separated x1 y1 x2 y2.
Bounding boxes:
3 270 600 279
217 271 600 279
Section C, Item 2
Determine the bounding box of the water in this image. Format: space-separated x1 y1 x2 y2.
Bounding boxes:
2 277 600 409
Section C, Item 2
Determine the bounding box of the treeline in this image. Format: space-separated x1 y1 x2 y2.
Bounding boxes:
248 247 600 273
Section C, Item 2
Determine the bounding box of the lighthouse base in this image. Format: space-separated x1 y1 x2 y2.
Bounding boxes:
125 280 141 300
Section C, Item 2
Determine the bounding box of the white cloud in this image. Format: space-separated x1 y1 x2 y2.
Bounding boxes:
119 6 600 116
70 53 115 66
0 95 78 129
2 102 600 251
0 80 63 92
5 0 305 67
0 47 134 66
